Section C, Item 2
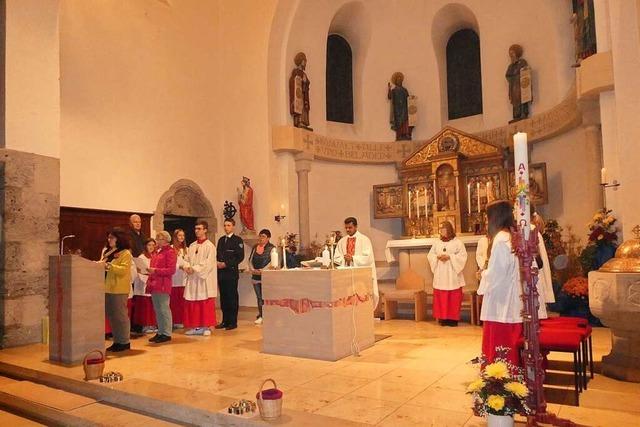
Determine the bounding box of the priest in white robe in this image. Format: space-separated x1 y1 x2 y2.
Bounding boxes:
427 221 467 326
333 217 380 309
183 220 218 336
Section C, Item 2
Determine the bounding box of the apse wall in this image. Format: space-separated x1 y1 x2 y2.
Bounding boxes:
59 0 224 217
279 0 574 140
272 0 593 259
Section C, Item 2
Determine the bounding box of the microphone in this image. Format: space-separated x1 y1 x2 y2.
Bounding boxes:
60 235 76 255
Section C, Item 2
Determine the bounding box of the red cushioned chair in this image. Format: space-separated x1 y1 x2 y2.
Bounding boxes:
539 329 584 406
519 329 584 406
541 317 594 381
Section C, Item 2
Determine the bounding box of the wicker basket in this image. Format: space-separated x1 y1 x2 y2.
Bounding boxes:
83 349 105 381
256 378 283 420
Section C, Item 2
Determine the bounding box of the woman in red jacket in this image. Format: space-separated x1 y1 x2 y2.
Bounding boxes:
146 230 177 344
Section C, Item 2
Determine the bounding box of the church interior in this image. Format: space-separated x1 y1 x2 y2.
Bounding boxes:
1 0 640 425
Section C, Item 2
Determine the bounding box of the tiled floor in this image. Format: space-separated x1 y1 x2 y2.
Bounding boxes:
0 310 638 426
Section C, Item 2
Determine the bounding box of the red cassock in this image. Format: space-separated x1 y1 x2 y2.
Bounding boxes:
132 295 156 327
432 288 463 320
183 298 217 328
482 321 523 367
170 286 185 324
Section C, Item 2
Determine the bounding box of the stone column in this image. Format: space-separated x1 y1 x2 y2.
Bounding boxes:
295 153 313 250
583 124 605 209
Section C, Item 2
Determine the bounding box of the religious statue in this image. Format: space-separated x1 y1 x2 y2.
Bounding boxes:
289 52 312 130
571 0 597 67
387 72 413 141
237 177 255 234
223 200 237 221
505 44 532 122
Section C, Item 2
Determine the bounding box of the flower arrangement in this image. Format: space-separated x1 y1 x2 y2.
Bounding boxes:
587 208 618 245
467 348 530 418
562 276 589 298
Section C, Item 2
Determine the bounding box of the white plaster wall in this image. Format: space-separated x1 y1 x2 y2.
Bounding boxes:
597 0 640 238
531 128 602 244
59 0 224 222
4 0 60 158
307 160 402 261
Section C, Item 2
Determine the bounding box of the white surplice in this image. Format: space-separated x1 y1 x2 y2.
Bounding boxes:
184 239 218 301
333 231 379 308
533 226 555 304
476 236 489 270
133 255 151 297
477 229 548 319
427 237 467 290
478 231 523 323
172 247 187 287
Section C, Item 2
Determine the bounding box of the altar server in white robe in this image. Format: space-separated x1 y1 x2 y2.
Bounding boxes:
333 217 380 309
427 221 467 326
478 200 522 366
183 220 218 336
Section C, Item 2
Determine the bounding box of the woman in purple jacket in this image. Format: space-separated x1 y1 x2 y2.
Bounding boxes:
146 230 177 344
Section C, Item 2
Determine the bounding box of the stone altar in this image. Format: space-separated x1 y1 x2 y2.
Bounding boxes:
49 255 104 365
261 268 375 361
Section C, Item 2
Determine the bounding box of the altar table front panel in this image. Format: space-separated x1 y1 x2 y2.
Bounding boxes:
261 268 375 361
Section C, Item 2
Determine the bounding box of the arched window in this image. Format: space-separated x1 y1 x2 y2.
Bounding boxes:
326 34 353 123
446 29 483 120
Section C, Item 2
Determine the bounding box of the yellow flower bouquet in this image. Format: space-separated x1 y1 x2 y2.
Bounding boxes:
466 347 530 418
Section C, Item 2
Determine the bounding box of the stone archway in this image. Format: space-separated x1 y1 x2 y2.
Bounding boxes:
153 179 217 236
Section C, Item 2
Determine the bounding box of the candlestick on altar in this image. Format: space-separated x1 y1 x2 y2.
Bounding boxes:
432 180 437 209
281 236 288 270
467 183 471 214
416 189 420 219
600 167 607 185
407 190 412 219
476 181 480 213
424 187 429 219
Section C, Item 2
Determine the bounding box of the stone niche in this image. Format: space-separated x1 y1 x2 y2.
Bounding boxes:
153 179 217 235
0 149 60 348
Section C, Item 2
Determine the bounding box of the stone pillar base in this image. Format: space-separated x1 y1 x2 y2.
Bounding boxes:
602 353 640 382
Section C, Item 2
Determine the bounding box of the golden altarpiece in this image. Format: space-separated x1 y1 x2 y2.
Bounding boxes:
374 127 509 237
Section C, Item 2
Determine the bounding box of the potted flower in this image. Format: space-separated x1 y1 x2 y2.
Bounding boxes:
582 208 618 271
467 348 530 427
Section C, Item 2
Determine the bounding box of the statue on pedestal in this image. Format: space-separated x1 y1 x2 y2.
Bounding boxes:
388 72 414 141
505 44 532 122
289 52 312 130
238 177 255 234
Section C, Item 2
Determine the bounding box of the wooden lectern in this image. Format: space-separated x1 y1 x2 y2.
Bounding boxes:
261 268 375 361
48 255 105 364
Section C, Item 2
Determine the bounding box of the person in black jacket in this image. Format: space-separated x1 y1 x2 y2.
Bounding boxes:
215 218 245 330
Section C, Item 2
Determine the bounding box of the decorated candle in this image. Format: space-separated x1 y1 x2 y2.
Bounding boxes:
270 247 279 268
513 132 531 239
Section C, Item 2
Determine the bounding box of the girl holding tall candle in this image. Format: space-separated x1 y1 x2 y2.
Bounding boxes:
427 221 467 326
